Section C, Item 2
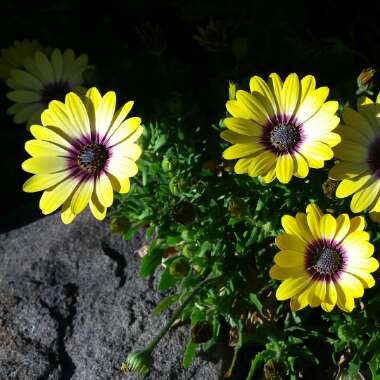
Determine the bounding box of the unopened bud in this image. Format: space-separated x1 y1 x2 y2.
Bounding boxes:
322 178 339 199
121 349 151 376
191 320 213 343
169 257 190 278
227 198 246 217
357 68 376 95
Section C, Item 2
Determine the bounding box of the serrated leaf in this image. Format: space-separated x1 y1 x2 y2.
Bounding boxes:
151 294 179 317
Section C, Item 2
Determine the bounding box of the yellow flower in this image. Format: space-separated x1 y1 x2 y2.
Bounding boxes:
270 204 378 312
22 88 143 224
6 48 88 125
329 94 380 214
221 73 341 184
0 39 49 80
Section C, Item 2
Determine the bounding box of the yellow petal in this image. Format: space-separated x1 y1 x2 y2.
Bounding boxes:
39 177 78 214
299 75 316 104
306 207 321 240
25 139 68 157
247 151 275 177
107 118 142 146
275 233 306 252
234 156 254 174
276 276 311 301
96 91 116 138
282 214 310 243
334 214 350 243
299 141 333 161
319 214 336 241
89 192 107 221
23 172 68 193
293 152 309 178
22 156 68 174
66 92 91 138
336 173 372 198
339 273 364 298
107 155 138 178
335 281 355 312
223 117 263 136
348 216 366 234
345 268 375 288
274 250 304 267
106 101 134 139
342 107 375 140
297 87 329 124
282 73 299 119
71 179 94 214
30 124 72 148
269 265 306 280
223 142 264 159
249 75 277 116
107 172 131 194
235 90 269 125
61 196 76 224
96 173 114 208
329 162 368 180
275 154 294 184
350 178 380 213
267 73 284 113
333 141 369 162
220 130 259 144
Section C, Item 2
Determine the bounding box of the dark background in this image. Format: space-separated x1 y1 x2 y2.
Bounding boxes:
1 0 380 229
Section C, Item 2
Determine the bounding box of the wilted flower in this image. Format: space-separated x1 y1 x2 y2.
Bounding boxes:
193 18 227 52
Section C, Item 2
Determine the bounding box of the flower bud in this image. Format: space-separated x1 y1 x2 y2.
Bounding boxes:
357 68 376 95
322 178 339 199
228 81 237 101
172 201 197 224
227 198 246 217
169 257 190 278
191 320 213 343
169 177 186 195
109 217 130 235
121 349 151 376
161 156 173 172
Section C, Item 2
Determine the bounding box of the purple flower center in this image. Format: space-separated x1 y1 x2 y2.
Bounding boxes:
367 135 380 178
40 81 71 106
305 239 345 281
76 143 109 174
261 117 303 155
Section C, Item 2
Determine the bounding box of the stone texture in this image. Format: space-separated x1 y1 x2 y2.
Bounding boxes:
0 210 224 380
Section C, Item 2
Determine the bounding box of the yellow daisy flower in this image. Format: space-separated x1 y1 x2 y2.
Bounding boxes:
6 48 88 125
0 39 49 80
22 88 143 224
221 73 341 184
270 204 378 312
329 94 380 215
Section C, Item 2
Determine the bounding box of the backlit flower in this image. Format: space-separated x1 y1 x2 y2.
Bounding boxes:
22 88 143 224
221 73 341 184
270 204 378 312
329 94 380 215
6 48 88 125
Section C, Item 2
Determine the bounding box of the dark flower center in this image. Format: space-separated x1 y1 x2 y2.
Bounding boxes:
305 240 345 280
40 81 71 106
76 143 109 174
269 123 300 152
367 136 380 178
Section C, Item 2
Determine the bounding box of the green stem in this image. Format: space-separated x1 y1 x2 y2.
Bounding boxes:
145 276 221 352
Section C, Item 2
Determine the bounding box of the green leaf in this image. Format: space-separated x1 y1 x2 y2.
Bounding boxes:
158 266 178 291
348 361 360 379
139 242 163 277
368 354 380 380
151 294 180 317
183 340 197 369
249 293 263 313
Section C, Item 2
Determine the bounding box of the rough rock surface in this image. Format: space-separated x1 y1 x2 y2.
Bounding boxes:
0 210 224 380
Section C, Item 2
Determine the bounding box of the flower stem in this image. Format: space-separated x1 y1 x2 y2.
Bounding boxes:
145 275 221 352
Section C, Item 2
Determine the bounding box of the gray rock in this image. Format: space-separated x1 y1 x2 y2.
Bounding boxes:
0 210 224 380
